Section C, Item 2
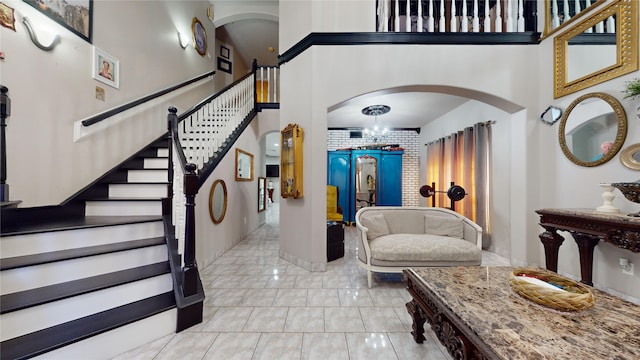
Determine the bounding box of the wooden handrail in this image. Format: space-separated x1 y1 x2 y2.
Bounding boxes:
82 71 214 127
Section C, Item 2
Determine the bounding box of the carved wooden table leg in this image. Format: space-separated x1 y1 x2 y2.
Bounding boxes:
539 225 564 272
570 232 600 286
406 300 426 343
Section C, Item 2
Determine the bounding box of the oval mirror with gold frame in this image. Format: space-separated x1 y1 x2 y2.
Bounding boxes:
558 92 627 167
620 143 640 170
209 179 228 224
554 0 638 98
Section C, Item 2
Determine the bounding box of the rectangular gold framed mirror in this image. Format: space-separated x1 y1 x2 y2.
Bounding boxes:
554 0 638 98
235 148 254 181
542 0 606 39
258 177 266 212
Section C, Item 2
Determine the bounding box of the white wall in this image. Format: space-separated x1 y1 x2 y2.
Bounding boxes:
279 0 640 302
2 1 216 206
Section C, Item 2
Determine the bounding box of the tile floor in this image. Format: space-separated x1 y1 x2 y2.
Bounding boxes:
111 203 510 359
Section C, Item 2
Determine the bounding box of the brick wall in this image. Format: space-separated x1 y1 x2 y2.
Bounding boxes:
327 130 421 206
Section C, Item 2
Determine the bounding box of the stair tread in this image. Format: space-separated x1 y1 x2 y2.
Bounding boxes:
0 236 166 270
0 215 162 236
0 292 175 360
86 197 165 201
107 181 169 185
0 261 170 314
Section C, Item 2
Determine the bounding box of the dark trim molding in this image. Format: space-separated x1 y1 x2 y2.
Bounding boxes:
279 32 541 65
82 71 215 127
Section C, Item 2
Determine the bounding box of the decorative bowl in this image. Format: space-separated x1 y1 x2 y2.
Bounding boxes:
509 268 594 312
611 182 640 216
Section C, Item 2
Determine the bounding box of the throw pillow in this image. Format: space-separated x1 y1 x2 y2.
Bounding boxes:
361 214 389 240
424 214 464 239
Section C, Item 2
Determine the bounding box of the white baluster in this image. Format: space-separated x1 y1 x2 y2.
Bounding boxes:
418 0 423 32
451 0 458 32
593 0 603 33
551 0 559 29
506 0 513 32
439 0 445 32
517 0 524 32
562 0 570 25
267 67 271 102
472 0 480 32
395 0 400 32
377 0 389 31
483 0 490 32
427 0 434 32
461 0 468 32
405 0 411 31
606 15 615 33
494 0 502 32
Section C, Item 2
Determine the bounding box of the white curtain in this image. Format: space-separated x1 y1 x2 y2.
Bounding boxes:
425 121 492 248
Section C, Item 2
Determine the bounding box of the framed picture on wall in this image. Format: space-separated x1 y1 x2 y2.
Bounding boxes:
217 57 232 74
92 47 119 89
220 45 230 59
23 0 93 42
191 17 207 56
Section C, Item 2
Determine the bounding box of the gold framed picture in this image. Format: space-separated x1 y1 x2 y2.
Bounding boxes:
191 17 207 56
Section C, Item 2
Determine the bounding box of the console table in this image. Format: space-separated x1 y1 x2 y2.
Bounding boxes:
536 208 640 285
404 266 640 360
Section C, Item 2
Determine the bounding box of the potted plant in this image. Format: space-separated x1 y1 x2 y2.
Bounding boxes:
623 78 640 101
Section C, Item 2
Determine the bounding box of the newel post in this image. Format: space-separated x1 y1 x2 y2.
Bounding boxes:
166 107 177 210
182 163 199 296
0 86 11 202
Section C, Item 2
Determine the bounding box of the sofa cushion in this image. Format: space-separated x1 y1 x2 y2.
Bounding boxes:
424 214 464 239
361 214 389 240
369 233 481 263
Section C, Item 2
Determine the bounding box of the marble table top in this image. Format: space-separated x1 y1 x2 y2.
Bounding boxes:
408 266 640 360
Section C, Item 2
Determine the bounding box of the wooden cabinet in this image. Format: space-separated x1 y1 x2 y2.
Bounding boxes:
280 124 304 199
327 149 403 223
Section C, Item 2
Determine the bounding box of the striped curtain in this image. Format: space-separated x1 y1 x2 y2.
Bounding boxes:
425 121 492 248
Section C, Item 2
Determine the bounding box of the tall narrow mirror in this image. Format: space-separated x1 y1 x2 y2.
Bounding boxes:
554 0 638 98
355 155 377 214
258 177 266 212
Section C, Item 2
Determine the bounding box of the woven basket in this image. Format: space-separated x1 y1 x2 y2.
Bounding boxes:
509 268 594 312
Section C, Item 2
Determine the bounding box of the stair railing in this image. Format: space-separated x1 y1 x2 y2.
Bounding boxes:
167 61 278 297
377 0 538 33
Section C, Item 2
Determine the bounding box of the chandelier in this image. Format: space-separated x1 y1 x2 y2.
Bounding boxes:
361 105 390 143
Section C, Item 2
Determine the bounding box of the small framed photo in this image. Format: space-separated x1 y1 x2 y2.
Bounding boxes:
220 45 230 59
217 57 232 74
0 2 16 31
92 47 119 89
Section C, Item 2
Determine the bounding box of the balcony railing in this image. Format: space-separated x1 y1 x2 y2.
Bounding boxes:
376 0 538 33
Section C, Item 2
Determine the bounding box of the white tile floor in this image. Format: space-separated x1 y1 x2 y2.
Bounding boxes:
111 203 510 359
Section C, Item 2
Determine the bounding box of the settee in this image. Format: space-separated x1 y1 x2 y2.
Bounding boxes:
355 206 483 288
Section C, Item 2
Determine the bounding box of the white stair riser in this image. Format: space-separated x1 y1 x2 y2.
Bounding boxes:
156 148 169 158
0 274 172 341
85 201 162 216
108 184 167 198
144 158 168 169
127 170 167 183
1 221 163 259
33 309 176 360
0 245 168 295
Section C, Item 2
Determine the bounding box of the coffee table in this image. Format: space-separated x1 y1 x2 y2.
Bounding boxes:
404 266 640 360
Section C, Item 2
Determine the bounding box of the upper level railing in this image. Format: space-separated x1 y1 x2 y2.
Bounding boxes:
376 0 538 33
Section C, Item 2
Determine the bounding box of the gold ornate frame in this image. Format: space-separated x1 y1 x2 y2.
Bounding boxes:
542 0 605 40
191 17 207 56
620 143 640 170
558 92 627 167
553 0 638 98
235 148 254 181
209 179 228 224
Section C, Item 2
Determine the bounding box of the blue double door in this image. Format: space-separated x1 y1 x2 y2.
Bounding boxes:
327 149 403 223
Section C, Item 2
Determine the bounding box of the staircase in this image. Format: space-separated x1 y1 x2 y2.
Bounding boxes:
0 136 179 359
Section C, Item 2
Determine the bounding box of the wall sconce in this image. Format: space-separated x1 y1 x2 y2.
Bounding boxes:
177 30 189 49
23 17 60 51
